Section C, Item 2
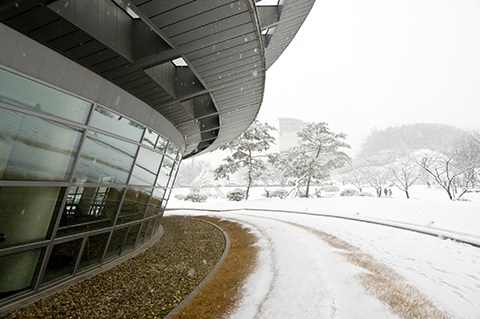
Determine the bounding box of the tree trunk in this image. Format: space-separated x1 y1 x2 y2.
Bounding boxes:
245 173 252 200
405 190 409 199
305 176 311 197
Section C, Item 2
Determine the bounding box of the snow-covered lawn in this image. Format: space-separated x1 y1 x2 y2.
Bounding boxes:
166 185 480 318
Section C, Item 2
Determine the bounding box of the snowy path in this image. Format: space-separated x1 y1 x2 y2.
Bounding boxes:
225 213 400 319
168 187 480 318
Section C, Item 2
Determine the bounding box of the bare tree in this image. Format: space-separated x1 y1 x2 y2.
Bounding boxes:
361 166 391 197
418 151 476 200
341 167 367 193
454 131 480 190
389 155 421 198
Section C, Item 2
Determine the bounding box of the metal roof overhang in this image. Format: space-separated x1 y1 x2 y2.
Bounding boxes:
257 0 315 69
0 0 314 158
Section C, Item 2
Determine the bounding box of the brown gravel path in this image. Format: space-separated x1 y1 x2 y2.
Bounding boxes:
3 216 226 319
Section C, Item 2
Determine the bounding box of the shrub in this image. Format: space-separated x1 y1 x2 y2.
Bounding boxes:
358 192 374 197
207 193 218 199
227 188 246 201
184 193 208 202
340 189 359 196
321 185 340 193
263 189 289 198
174 194 185 200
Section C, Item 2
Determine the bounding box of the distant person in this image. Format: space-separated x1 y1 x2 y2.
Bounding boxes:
384 188 388 196
388 189 392 197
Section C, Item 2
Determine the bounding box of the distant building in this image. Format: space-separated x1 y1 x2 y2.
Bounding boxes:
278 118 307 151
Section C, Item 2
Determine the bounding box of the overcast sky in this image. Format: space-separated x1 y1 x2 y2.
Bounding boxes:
257 0 480 154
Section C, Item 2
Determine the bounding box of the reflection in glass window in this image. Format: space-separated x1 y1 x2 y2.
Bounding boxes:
117 188 151 224
146 188 164 218
167 163 178 188
136 221 149 245
104 227 128 260
151 216 162 237
90 106 144 142
0 248 43 300
74 131 137 184
156 136 168 152
56 187 123 237
0 69 92 124
144 220 155 241
78 232 109 271
122 224 140 253
0 108 83 181
142 129 158 148
166 142 178 158
0 187 65 249
129 147 163 186
156 157 174 187
42 238 83 285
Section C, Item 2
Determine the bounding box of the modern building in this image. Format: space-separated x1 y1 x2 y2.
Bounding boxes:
0 0 315 314
278 117 307 151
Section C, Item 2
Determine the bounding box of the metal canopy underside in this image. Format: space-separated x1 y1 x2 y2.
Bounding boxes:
0 0 314 158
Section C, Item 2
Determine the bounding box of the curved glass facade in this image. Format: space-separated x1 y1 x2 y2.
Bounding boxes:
0 68 181 302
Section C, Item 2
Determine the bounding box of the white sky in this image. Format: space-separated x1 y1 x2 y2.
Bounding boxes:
257 0 480 153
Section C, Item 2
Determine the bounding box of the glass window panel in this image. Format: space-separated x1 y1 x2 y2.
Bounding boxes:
129 147 162 186
122 224 140 253
166 142 178 158
0 108 83 181
144 220 155 241
90 106 144 141
0 248 44 300
104 227 128 260
41 238 83 285
56 187 123 237
142 129 158 148
146 188 164 218
151 215 162 237
74 131 137 184
78 232 109 271
0 69 92 123
116 188 151 224
167 163 178 188
0 187 65 249
165 189 172 201
156 157 173 187
136 221 149 245
155 136 168 152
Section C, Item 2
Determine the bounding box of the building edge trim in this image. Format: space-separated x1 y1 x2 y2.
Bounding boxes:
0 23 187 154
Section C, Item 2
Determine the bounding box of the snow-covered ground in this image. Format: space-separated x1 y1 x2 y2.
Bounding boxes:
166 185 480 318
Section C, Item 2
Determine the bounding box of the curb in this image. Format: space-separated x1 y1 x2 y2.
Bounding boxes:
164 217 231 319
166 207 480 248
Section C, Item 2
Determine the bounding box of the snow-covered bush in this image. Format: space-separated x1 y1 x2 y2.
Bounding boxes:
263 189 289 198
174 194 185 200
227 188 246 201
340 189 359 196
321 185 340 193
358 192 374 197
207 193 218 199
184 193 208 202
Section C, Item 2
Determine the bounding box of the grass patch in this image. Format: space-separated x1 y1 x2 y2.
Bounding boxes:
281 220 452 319
171 216 259 319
